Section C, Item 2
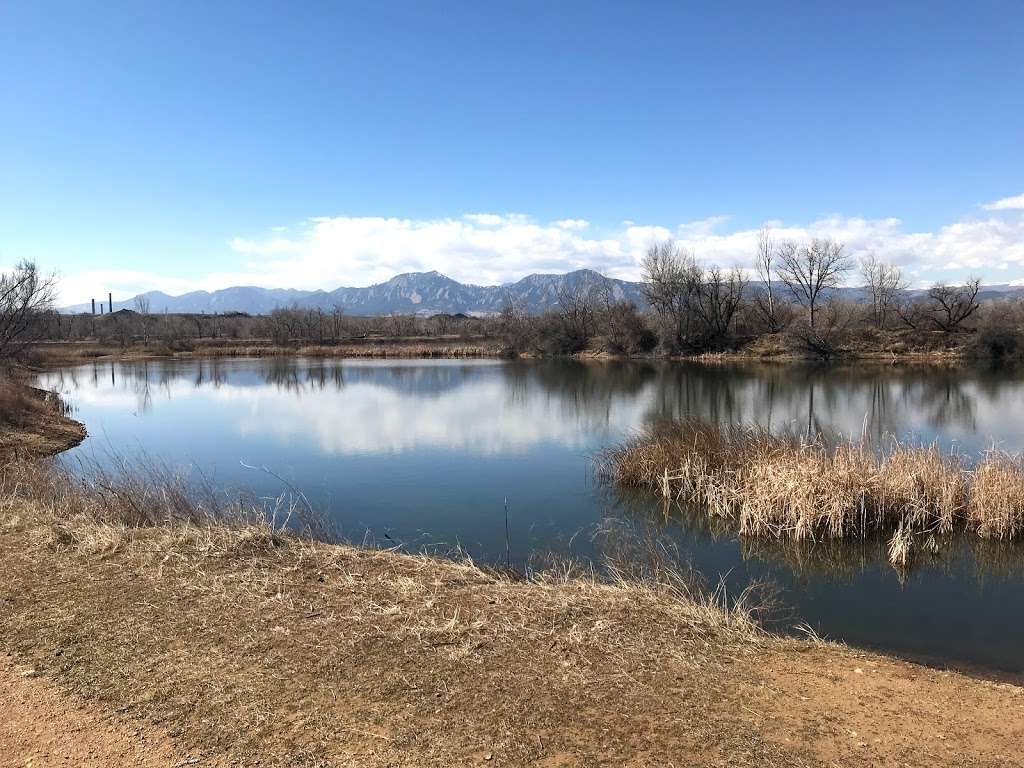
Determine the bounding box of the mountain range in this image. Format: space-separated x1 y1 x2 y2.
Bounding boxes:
63 269 1024 317
64 269 647 316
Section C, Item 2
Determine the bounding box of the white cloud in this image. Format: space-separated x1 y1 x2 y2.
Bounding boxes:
49 202 1024 303
462 213 506 226
224 214 639 289
554 218 590 231
983 193 1024 211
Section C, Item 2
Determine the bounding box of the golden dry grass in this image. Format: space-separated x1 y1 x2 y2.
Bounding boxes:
969 453 1024 540
600 420 1024 565
27 338 503 365
0 376 42 426
0 377 85 460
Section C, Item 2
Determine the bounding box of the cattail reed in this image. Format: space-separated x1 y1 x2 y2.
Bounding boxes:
599 419 1024 566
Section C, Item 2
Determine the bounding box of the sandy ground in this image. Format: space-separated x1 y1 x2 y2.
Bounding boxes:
0 654 198 768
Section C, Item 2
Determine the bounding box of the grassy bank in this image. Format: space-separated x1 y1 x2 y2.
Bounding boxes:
0 376 86 460
23 325 992 368
2 456 1024 766
601 420 1024 566
26 336 505 365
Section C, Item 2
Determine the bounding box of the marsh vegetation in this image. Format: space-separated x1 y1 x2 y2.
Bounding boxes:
601 420 1024 568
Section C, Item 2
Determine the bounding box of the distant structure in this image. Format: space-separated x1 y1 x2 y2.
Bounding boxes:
91 298 96 315
109 292 113 313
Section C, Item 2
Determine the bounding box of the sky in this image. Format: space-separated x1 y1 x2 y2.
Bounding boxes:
1 1 1022 303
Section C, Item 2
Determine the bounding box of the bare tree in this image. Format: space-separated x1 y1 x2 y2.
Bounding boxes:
498 294 534 354
385 314 418 337
132 295 154 342
641 240 697 350
556 282 601 345
754 228 783 332
690 266 747 343
860 254 906 329
926 279 981 333
776 238 852 333
329 304 348 341
0 261 57 361
894 293 928 330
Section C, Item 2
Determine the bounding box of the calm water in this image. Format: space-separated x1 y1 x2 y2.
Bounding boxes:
37 357 1024 673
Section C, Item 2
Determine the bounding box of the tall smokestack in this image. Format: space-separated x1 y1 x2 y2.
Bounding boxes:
109 292 113 313
91 298 96 315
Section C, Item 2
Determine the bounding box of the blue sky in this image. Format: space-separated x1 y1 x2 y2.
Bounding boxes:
2 1 1023 302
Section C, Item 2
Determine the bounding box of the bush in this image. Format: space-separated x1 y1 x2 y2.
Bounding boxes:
966 302 1024 360
968 326 1022 360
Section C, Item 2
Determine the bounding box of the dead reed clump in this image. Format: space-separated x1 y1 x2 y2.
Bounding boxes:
601 419 1024 566
968 452 1024 540
875 445 968 534
887 523 914 570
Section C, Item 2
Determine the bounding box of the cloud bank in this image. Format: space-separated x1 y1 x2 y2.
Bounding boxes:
55 194 1024 302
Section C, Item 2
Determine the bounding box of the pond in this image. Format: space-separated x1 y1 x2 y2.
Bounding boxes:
36 357 1024 674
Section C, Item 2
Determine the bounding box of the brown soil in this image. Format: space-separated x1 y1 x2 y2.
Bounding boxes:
0 653 222 768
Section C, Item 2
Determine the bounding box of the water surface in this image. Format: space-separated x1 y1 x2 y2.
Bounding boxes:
38 357 1024 673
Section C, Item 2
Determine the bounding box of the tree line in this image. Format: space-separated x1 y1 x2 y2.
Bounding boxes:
1 243 1020 364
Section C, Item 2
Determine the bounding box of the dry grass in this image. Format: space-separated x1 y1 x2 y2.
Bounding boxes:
0 376 85 460
969 453 1024 540
27 338 503 365
600 420 1024 566
0 376 44 426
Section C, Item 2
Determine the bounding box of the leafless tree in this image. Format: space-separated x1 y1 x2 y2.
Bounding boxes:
926 279 981 333
132 295 155 341
329 304 348 341
641 240 698 349
384 314 418 337
860 254 906 329
0 261 57 361
753 228 783 332
556 282 601 343
498 294 534 354
776 238 853 333
894 293 928 330
691 266 747 343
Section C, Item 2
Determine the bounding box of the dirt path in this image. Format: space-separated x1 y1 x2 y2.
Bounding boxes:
745 647 1024 767
0 654 194 768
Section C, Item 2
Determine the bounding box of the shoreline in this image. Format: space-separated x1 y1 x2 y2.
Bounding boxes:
28 336 975 368
0 376 86 461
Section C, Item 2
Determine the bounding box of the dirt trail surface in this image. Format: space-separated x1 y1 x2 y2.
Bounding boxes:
2 525 1023 767
0 654 192 768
